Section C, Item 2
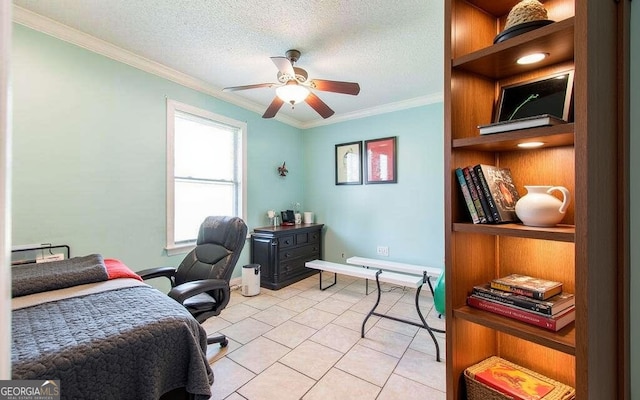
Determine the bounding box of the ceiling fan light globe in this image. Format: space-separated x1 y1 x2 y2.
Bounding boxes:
276 84 310 105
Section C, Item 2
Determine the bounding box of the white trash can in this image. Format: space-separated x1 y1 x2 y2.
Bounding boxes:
242 264 261 296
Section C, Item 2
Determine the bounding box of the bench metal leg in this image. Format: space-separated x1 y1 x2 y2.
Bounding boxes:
422 272 445 329
319 270 337 291
413 284 442 362
361 270 442 362
365 265 370 295
426 274 435 297
361 270 383 338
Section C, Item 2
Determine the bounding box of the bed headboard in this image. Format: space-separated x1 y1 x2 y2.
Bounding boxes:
11 244 71 266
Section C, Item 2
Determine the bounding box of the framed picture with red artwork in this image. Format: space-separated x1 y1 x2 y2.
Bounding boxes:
365 136 397 184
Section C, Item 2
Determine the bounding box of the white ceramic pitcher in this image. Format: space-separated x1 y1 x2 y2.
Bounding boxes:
515 186 571 227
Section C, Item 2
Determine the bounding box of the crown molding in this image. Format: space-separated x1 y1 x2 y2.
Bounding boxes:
12 5 441 130
301 93 444 129
12 5 303 128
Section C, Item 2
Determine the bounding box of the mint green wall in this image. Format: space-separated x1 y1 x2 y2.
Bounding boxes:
303 105 444 270
11 24 445 282
11 24 304 275
630 1 638 398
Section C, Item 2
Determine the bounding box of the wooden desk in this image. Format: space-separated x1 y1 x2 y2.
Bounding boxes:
251 224 323 290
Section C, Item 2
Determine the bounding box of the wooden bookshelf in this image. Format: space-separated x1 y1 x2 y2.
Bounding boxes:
444 0 629 398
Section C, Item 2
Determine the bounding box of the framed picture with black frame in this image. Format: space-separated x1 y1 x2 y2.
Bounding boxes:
335 141 362 185
365 136 397 184
495 70 574 123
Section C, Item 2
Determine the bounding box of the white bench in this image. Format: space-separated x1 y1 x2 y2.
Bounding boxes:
346 256 442 296
305 259 442 362
305 259 425 288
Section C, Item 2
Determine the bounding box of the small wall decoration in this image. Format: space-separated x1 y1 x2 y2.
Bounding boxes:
335 141 362 185
365 136 397 184
277 161 288 177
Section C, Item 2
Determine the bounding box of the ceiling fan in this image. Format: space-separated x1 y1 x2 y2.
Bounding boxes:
222 49 360 119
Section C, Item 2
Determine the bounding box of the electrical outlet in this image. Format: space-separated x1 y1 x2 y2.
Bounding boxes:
376 246 389 257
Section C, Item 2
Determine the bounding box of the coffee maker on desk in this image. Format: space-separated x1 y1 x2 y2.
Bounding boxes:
280 210 296 226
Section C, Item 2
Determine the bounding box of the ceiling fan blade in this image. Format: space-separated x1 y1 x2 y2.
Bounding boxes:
305 92 335 119
222 83 276 92
310 79 360 95
271 56 295 77
262 96 285 119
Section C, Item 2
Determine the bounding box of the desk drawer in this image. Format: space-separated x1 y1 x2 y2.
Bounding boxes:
280 243 320 262
278 235 295 248
278 231 321 247
296 230 321 245
280 255 320 282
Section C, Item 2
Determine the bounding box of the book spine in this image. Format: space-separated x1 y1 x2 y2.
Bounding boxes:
462 167 487 223
472 287 553 316
468 166 494 223
489 281 546 300
473 165 501 222
467 295 560 331
455 168 480 224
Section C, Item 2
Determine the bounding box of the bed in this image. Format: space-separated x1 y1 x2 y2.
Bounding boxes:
10 253 213 400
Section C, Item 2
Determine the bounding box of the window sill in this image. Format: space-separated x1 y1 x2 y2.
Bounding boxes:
165 243 195 256
165 234 250 257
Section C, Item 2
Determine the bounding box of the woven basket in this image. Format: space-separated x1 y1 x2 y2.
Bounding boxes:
464 356 576 400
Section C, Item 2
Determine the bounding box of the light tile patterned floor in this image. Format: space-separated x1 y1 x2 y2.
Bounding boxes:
203 274 446 400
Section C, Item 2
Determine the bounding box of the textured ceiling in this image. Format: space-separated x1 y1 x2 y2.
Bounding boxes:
13 0 444 127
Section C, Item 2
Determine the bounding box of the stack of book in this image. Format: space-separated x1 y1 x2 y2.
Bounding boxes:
455 164 521 224
467 274 575 332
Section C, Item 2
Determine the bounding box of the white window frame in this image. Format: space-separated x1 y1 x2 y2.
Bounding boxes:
165 99 247 255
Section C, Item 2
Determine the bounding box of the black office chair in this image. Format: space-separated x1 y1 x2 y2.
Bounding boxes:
138 216 248 347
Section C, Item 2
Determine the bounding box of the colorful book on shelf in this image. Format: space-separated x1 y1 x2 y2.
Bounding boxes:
491 273 563 300
472 283 575 316
472 164 502 222
462 167 488 223
475 164 521 223
467 165 495 223
467 295 575 332
470 357 557 400
455 168 480 224
477 114 567 135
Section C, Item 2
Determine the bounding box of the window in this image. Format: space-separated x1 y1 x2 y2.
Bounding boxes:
166 100 246 254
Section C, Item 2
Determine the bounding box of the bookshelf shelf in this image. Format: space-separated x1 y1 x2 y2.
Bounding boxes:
454 306 576 355
452 17 575 80
452 223 575 242
452 123 574 152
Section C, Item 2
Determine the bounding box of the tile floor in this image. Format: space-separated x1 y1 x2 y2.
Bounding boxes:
202 273 446 400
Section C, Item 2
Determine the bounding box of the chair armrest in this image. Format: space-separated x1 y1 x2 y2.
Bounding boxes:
137 266 177 281
168 279 229 304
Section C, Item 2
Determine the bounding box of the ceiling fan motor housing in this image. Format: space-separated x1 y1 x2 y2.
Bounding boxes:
277 67 308 84
285 49 301 63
